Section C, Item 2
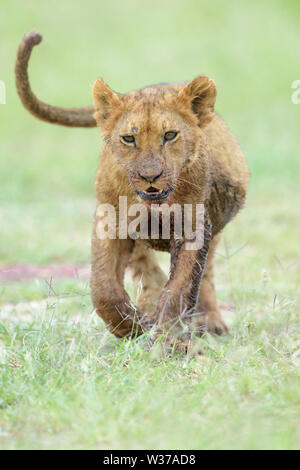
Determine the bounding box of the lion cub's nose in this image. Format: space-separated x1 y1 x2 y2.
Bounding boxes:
138 170 163 184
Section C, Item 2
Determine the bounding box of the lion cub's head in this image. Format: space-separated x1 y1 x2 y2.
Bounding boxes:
93 76 217 203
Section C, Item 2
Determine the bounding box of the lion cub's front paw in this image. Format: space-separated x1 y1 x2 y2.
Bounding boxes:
172 338 204 356
194 312 228 336
151 334 203 357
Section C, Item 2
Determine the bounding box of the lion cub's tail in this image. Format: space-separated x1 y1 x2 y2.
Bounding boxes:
15 31 97 128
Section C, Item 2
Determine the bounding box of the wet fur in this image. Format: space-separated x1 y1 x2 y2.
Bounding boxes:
15 32 250 345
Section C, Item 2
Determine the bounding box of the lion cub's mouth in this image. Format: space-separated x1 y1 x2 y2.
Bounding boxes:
136 186 173 201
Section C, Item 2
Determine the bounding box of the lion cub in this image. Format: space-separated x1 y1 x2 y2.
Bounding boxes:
16 32 250 346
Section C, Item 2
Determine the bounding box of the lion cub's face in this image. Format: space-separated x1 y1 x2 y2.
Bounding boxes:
93 76 217 203
109 104 199 203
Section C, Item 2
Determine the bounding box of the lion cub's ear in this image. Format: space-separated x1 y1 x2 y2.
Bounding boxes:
177 75 217 128
92 78 122 131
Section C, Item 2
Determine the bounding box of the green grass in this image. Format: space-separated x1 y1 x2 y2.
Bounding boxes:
0 279 299 450
0 0 299 450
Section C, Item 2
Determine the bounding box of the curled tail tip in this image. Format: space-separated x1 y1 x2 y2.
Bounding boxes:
21 31 43 47
16 30 96 128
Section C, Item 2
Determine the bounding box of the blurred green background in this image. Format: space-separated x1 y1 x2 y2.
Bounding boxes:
0 0 299 265
0 0 299 450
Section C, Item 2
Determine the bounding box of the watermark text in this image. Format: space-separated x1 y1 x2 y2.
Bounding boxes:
0 80 6 104
96 197 205 250
291 80 300 104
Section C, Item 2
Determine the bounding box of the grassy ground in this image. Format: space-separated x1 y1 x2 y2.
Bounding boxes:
0 0 299 450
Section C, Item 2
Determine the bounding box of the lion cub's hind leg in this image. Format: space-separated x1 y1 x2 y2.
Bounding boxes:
129 242 167 319
194 234 228 335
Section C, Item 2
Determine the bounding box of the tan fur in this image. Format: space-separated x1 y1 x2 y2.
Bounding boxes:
15 32 250 346
130 241 168 319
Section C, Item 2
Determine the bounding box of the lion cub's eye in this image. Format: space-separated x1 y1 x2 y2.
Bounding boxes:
164 131 178 142
121 135 136 145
